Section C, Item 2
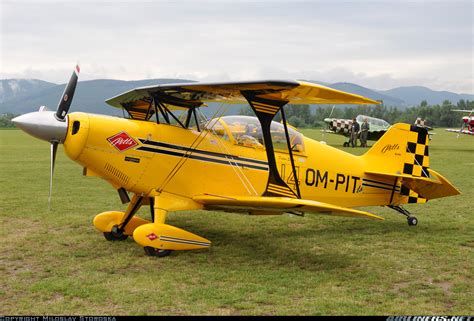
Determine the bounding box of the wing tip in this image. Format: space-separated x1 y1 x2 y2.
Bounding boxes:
369 214 385 221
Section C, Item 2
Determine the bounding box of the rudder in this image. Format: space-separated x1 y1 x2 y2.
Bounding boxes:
362 123 460 204
363 123 430 178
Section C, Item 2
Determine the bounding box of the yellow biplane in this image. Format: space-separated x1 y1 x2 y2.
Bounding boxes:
13 66 460 257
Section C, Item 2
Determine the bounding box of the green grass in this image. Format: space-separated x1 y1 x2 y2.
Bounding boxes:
0 128 472 315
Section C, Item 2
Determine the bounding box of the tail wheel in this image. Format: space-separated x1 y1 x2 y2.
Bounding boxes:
407 216 418 226
144 247 172 257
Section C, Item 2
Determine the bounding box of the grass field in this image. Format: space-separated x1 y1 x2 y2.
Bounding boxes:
0 128 473 315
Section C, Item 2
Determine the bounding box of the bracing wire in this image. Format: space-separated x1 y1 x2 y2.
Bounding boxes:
156 100 233 193
196 108 259 196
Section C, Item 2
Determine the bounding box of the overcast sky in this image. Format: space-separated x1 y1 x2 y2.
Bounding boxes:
1 0 473 93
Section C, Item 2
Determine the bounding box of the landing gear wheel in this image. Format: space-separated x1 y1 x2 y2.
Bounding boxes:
103 225 128 241
103 232 128 241
343 142 349 147
388 205 418 227
407 216 418 226
144 247 172 257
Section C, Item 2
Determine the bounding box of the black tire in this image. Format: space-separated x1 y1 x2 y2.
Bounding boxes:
144 247 172 257
103 232 128 241
343 142 349 147
407 216 418 226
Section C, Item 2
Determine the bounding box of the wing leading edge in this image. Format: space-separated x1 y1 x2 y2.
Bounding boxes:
193 195 384 221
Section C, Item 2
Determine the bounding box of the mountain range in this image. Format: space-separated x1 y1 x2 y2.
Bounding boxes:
1 78 472 116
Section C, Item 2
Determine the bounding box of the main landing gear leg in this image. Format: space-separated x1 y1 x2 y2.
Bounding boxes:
388 205 418 226
143 202 172 257
104 194 144 241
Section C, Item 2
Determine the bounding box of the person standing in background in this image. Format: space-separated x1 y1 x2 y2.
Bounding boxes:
360 118 370 147
349 117 360 147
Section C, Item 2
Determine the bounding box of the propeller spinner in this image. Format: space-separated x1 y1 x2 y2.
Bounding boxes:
12 65 80 209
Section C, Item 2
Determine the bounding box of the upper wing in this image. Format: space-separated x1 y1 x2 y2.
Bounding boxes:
193 195 384 220
452 109 474 113
105 80 380 112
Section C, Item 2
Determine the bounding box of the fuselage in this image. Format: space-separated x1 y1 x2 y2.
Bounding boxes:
64 112 394 210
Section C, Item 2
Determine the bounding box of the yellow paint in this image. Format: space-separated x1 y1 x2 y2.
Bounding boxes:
58 81 459 255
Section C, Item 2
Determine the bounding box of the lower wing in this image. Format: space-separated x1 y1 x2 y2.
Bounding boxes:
193 195 383 220
446 129 474 135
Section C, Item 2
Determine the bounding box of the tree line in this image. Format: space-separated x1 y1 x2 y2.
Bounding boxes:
240 99 473 128
0 113 16 128
2 99 473 128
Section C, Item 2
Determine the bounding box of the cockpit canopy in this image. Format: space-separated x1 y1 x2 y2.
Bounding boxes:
204 115 304 153
356 115 390 128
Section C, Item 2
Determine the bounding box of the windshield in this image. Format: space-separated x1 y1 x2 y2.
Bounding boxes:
356 115 390 128
204 115 304 152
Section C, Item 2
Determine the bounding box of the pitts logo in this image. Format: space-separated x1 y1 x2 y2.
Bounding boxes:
146 233 158 241
107 132 138 152
381 143 400 153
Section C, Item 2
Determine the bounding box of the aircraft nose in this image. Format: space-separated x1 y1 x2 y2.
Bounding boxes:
13 111 68 143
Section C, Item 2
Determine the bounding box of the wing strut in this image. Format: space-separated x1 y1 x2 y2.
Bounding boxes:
242 92 300 199
280 107 301 198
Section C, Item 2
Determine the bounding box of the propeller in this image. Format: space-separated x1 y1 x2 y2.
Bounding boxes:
12 64 80 209
49 142 58 210
56 65 80 120
48 64 80 208
322 105 336 132
320 105 336 143
328 105 336 119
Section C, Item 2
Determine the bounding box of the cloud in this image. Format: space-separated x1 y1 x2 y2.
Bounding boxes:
1 0 472 93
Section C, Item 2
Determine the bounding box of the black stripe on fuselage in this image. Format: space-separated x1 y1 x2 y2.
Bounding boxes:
137 146 269 171
363 178 396 188
139 139 268 166
362 182 401 192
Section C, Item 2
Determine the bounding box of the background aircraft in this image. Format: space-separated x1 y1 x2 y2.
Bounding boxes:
323 115 390 146
12 66 460 257
446 109 474 136
324 115 434 146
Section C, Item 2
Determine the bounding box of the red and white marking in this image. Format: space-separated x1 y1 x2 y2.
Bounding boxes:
107 132 138 152
146 233 158 241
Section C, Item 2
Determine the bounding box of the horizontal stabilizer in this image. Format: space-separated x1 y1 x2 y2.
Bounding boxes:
365 169 460 200
193 195 383 221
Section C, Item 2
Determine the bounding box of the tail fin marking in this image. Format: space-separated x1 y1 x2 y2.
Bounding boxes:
402 126 430 178
363 123 460 204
